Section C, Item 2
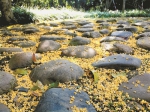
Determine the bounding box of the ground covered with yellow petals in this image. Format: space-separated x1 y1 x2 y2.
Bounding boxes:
0 18 150 112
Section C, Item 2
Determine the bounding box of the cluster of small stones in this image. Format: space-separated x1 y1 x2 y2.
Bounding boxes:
0 17 150 111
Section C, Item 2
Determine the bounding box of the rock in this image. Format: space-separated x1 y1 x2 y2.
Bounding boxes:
92 54 141 69
41 26 52 30
7 36 28 44
35 88 96 112
40 35 66 41
127 70 139 80
99 22 110 28
36 40 61 53
99 29 110 35
0 47 22 54
132 22 147 26
61 46 96 58
113 43 133 54
69 36 90 45
13 41 36 48
14 87 28 92
0 103 10 112
100 36 126 43
136 37 150 50
81 23 94 28
0 71 17 95
50 23 59 27
78 21 91 25
119 73 150 102
61 21 75 25
64 31 77 37
9 52 41 70
111 31 132 39
96 20 105 23
2 30 17 36
82 31 101 38
62 25 77 29
76 28 94 32
136 32 150 39
116 20 130 25
29 59 84 84
23 27 39 34
101 42 117 51
90 31 101 38
124 26 138 33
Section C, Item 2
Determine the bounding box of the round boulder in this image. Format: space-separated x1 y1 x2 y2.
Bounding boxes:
9 52 41 70
92 54 141 69
61 46 96 58
136 37 150 50
36 40 61 53
29 59 84 84
35 88 96 112
0 103 10 112
119 73 150 102
0 71 17 95
111 31 132 39
69 36 90 45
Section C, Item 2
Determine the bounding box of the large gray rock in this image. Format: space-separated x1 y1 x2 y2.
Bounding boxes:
36 40 61 53
136 32 150 39
92 54 141 69
0 47 22 54
0 103 10 112
62 25 77 29
13 41 36 48
119 73 150 102
100 36 126 43
82 31 101 38
111 31 132 39
35 88 96 112
113 43 133 54
61 46 96 58
0 71 17 95
80 23 94 28
76 28 94 32
69 36 90 45
136 37 150 50
40 35 66 41
9 52 41 70
29 59 84 84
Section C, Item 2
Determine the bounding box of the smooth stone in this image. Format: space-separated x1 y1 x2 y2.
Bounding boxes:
82 31 101 38
113 43 133 54
99 22 110 27
136 37 150 50
40 35 66 41
62 25 77 29
29 59 84 84
0 103 10 112
35 88 96 112
7 36 28 44
124 26 138 32
64 31 77 37
96 20 105 23
50 23 59 27
0 71 17 95
14 87 28 92
9 52 41 70
36 40 61 53
99 29 110 34
78 21 91 25
136 32 150 39
23 28 39 34
9 27 22 31
100 36 126 43
111 31 132 38
92 54 141 69
101 42 117 51
119 73 150 102
41 26 52 30
13 41 36 48
61 46 96 58
2 30 17 36
76 28 94 32
61 21 75 25
0 47 22 54
80 23 94 28
116 20 130 25
132 22 147 26
90 31 101 38
69 36 90 45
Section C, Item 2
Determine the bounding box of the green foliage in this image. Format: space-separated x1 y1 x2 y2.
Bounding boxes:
14 68 28 76
12 7 34 24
